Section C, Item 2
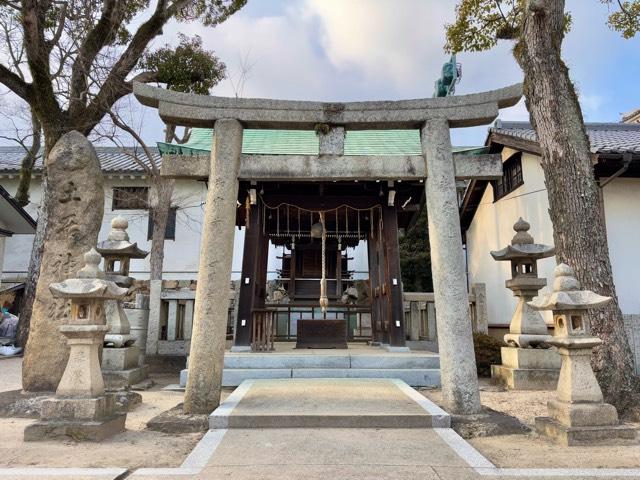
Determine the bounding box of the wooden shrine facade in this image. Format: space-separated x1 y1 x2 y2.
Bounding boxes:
232 180 427 348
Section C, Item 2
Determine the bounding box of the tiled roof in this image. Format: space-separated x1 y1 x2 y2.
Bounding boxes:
158 128 485 156
490 121 640 154
0 129 484 174
0 146 161 173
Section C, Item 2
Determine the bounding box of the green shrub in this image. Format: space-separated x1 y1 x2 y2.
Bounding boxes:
473 332 504 377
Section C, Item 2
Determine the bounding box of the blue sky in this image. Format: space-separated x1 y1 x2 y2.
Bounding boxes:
147 0 640 147
2 0 640 148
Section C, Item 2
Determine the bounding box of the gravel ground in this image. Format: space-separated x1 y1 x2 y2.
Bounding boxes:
0 357 232 469
422 379 640 469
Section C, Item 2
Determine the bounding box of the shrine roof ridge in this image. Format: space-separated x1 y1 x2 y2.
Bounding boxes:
134 82 523 129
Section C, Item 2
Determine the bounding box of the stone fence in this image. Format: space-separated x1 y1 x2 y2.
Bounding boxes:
403 283 488 344
141 280 238 357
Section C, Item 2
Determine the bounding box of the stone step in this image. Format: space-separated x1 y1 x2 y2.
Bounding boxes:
209 378 450 429
214 368 441 387
222 353 440 370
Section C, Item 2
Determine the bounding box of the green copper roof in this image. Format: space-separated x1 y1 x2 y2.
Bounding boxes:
157 128 484 156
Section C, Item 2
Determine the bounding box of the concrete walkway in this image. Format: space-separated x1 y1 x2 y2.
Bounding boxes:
128 379 640 480
3 377 639 479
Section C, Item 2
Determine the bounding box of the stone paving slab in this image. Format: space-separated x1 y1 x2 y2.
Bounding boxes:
206 428 468 467
209 378 450 428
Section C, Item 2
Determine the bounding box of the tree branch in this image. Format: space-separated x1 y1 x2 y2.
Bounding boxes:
68 0 126 116
81 1 190 134
0 63 32 101
107 109 157 174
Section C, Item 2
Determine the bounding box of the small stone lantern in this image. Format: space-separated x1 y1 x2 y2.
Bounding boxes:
491 218 555 347
490 219 560 390
529 263 636 445
98 216 149 287
24 249 128 441
97 216 149 389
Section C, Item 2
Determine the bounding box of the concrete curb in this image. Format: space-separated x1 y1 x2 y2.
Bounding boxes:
392 379 451 427
209 379 254 429
0 468 127 478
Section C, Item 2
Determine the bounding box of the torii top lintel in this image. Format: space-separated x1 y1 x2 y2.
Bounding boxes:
133 82 523 130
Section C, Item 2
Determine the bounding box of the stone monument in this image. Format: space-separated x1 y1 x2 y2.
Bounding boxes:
97 216 149 389
530 263 637 446
490 218 561 390
24 249 128 441
22 131 104 392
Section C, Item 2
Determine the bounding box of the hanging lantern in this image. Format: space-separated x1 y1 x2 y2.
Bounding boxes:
310 221 323 239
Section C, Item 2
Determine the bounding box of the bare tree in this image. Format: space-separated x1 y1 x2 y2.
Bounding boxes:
0 3 243 359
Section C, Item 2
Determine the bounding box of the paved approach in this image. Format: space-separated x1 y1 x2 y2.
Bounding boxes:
128 379 639 480
3 378 639 479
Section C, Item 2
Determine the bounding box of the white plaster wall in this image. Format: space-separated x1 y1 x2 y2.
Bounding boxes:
466 152 640 327
0 175 370 283
601 177 640 315
0 175 214 281
465 149 556 327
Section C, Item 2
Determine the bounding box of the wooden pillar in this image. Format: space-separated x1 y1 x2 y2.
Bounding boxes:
233 203 261 348
367 230 381 344
255 226 269 309
336 247 343 298
382 205 406 348
289 248 297 302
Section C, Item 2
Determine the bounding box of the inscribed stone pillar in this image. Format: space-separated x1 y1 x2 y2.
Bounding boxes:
22 131 104 392
422 118 481 414
184 119 243 414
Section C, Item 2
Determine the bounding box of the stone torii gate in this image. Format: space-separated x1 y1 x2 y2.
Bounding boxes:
134 82 522 415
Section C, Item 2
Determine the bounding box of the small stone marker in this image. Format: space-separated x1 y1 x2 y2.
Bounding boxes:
97 217 149 389
24 249 128 441
529 263 637 446
490 218 561 390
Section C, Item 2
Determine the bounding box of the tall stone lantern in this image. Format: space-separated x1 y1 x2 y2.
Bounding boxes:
97 216 149 389
24 249 128 441
529 263 636 445
490 218 561 389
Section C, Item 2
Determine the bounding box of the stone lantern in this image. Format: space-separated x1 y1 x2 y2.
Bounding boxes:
97 216 149 389
529 263 636 445
490 218 561 389
24 249 128 441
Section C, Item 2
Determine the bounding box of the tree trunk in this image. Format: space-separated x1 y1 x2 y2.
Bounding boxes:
515 0 639 415
15 110 42 207
16 130 59 348
149 176 174 281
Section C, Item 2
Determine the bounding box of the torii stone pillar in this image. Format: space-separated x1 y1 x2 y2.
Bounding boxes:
422 119 481 414
184 119 243 414
133 80 522 415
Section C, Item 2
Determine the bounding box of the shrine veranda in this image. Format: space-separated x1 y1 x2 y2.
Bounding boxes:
133 82 523 414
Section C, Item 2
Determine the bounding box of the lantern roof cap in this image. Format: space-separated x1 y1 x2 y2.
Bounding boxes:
49 248 128 300
490 218 555 261
528 263 611 311
96 216 149 259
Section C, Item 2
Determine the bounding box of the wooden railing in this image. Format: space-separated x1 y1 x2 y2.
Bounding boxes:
251 309 275 352
262 302 372 342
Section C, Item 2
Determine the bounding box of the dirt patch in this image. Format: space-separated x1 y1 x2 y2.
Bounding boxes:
470 434 640 468
0 360 235 469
